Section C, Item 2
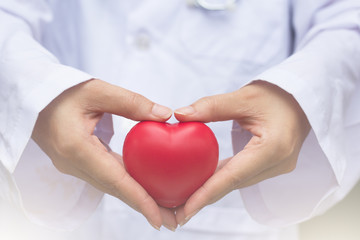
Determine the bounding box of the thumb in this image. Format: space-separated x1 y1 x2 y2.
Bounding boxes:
174 91 243 122
83 79 172 121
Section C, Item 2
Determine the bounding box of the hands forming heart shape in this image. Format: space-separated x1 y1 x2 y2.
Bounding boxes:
33 79 310 231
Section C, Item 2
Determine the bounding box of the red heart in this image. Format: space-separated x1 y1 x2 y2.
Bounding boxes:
123 121 219 208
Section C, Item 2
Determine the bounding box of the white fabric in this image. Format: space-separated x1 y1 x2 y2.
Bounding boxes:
0 0 359 239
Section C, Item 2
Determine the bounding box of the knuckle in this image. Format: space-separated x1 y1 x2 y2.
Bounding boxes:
199 96 213 106
198 96 218 115
50 155 77 176
51 160 69 174
228 173 241 190
106 170 128 197
284 158 298 173
126 92 149 117
127 91 146 106
222 166 241 190
193 184 219 206
83 78 103 91
198 185 213 203
136 194 154 212
271 133 297 161
50 136 85 168
80 79 104 98
270 139 299 174
54 136 81 158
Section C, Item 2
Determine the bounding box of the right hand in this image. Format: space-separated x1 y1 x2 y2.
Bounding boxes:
31 79 176 231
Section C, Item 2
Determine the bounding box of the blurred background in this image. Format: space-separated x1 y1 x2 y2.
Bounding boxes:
300 180 360 240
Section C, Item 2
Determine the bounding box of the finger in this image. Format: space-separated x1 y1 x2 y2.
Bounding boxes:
69 136 164 230
231 159 297 189
177 138 274 225
176 164 240 226
174 91 241 122
160 207 178 231
81 79 172 121
174 80 300 124
109 146 178 231
175 205 186 227
176 159 291 227
66 160 180 231
215 157 232 173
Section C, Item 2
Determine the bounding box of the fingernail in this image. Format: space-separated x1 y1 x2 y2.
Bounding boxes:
175 106 196 116
163 224 177 232
152 104 172 119
179 209 200 227
179 219 188 227
148 220 161 231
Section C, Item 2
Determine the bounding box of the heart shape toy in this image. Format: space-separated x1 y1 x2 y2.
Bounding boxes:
123 121 219 208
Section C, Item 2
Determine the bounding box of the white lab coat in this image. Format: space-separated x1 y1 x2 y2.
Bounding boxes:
1 0 360 239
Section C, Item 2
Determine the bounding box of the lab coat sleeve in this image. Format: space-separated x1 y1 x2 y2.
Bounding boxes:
0 1 106 230
236 0 360 227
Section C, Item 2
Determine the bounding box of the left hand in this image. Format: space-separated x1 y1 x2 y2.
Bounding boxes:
31 79 176 231
173 80 311 226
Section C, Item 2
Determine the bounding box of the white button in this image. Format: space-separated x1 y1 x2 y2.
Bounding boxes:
187 0 238 11
134 32 151 50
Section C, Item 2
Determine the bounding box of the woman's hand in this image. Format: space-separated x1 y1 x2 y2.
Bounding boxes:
31 79 177 231
174 80 311 226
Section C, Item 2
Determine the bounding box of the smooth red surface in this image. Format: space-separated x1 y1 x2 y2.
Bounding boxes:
123 121 219 208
